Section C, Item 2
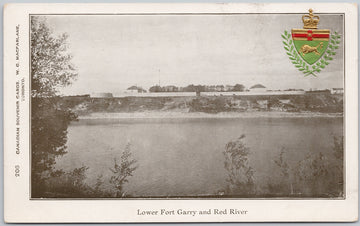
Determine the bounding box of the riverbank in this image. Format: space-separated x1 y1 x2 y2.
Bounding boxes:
78 111 343 119
61 93 343 116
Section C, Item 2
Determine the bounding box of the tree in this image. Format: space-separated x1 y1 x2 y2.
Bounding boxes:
223 135 255 196
149 85 162 92
183 84 196 92
31 17 77 97
31 16 78 197
268 148 293 195
233 84 245 92
109 143 138 197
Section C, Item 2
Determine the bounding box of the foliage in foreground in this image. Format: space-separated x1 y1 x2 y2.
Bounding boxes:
223 135 255 196
109 143 138 197
223 135 344 197
42 144 138 198
31 16 78 198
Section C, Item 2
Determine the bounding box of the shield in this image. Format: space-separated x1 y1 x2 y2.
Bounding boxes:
291 29 330 65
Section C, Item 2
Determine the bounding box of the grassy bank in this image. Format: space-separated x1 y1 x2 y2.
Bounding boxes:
59 93 343 116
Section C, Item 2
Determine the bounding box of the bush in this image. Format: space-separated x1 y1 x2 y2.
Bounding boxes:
43 166 89 198
293 152 330 196
38 142 139 198
223 135 255 196
109 143 138 197
268 135 344 197
267 148 293 196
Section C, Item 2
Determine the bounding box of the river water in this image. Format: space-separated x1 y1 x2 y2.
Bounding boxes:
55 117 343 197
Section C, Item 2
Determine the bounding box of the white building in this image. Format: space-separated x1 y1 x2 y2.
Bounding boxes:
90 92 113 98
331 88 344 94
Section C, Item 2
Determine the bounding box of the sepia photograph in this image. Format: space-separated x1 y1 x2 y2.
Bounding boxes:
4 3 358 222
30 12 345 199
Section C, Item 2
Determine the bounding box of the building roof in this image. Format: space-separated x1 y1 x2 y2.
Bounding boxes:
250 84 266 89
127 86 139 90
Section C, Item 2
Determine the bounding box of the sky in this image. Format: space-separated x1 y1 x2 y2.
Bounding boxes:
40 14 344 95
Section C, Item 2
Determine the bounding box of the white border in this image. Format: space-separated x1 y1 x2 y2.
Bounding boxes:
3 3 358 222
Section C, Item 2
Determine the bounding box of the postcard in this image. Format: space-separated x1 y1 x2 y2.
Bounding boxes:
3 3 358 222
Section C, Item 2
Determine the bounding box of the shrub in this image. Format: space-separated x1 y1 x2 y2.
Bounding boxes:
293 152 331 196
44 166 89 198
268 135 344 197
223 135 255 196
330 135 344 196
109 143 138 197
267 148 293 196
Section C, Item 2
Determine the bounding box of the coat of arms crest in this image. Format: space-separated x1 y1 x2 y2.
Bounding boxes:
282 9 341 76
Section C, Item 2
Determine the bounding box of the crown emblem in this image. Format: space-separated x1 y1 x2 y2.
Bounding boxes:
302 9 320 29
282 8 340 77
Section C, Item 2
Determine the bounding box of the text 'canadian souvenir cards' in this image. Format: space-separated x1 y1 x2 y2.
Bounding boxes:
3 3 358 223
